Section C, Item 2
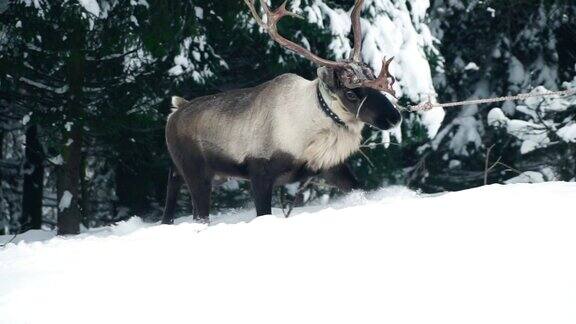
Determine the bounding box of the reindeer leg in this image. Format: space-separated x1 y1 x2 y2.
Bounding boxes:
248 159 279 216
185 171 213 223
178 151 213 223
250 173 274 216
161 166 183 225
321 163 361 191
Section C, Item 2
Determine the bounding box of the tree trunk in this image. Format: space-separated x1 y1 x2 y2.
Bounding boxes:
57 27 85 235
21 125 44 231
57 124 83 235
0 128 4 235
80 150 89 228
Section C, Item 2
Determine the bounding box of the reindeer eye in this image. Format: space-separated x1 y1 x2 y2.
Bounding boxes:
345 91 358 101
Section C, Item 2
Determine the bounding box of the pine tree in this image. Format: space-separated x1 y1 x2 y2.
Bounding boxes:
416 0 576 191
0 0 222 233
21 124 44 231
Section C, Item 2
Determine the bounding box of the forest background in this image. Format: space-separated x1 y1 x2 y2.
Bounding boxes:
0 0 574 234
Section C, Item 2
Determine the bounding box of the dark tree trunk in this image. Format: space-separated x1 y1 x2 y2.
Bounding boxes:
57 27 85 235
21 125 44 231
0 128 4 236
0 128 3 188
57 124 83 235
80 151 89 228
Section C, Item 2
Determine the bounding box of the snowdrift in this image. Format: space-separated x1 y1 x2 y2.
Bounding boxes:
1 182 575 324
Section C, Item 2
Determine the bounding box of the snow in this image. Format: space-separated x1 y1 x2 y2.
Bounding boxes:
486 7 496 17
381 129 391 148
508 119 550 154
508 56 527 90
78 0 101 17
448 159 461 168
194 6 204 20
168 36 220 82
359 0 444 137
58 190 73 211
505 171 545 184
130 15 139 27
19 0 42 12
2 182 576 324
464 62 479 71
48 154 64 165
21 114 30 125
487 107 508 126
123 48 155 82
130 0 149 8
287 0 444 138
557 123 576 143
451 117 481 155
487 82 576 155
19 77 69 94
419 102 445 138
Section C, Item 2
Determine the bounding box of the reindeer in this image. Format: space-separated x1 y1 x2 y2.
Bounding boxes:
162 0 401 224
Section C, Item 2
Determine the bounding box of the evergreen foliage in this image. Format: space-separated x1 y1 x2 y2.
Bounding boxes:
0 0 574 234
415 0 576 191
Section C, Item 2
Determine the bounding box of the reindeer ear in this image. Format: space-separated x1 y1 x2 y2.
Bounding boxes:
317 67 338 92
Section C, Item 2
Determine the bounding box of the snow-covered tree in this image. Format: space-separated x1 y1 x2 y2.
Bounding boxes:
233 0 442 194
3 0 572 234
415 0 576 191
0 0 222 233
487 78 576 182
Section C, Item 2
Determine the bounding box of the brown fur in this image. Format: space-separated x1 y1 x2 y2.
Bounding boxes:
162 68 401 222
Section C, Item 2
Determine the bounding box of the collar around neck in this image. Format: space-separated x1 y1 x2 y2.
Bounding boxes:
316 83 347 128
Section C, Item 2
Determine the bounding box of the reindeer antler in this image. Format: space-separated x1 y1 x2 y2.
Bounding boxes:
244 0 348 69
350 0 364 62
361 57 396 97
244 0 397 97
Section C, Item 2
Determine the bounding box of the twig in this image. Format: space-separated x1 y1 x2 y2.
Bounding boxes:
485 144 514 185
493 161 523 175
281 177 314 218
484 144 494 185
359 141 402 148
0 233 18 248
358 148 375 168
406 152 429 187
484 143 523 185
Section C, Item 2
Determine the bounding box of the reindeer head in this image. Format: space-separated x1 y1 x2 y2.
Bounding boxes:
245 0 401 130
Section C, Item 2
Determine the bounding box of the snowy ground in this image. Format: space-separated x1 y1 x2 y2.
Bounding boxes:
1 182 575 324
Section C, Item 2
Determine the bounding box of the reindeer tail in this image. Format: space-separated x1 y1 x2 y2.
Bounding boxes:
171 96 189 112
